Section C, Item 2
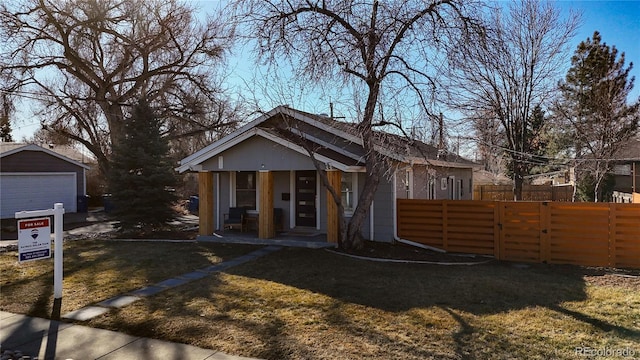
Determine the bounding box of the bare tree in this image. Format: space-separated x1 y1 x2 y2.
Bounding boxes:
0 71 16 142
0 94 14 142
472 110 507 178
232 0 481 249
446 0 580 199
0 0 235 175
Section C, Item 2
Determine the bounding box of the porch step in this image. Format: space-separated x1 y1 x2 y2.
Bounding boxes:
197 235 337 249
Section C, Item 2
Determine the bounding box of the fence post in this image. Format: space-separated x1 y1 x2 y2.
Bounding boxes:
442 200 448 251
609 203 616 268
493 201 501 260
540 202 550 263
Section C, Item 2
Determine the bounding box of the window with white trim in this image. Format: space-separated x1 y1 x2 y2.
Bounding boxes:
428 177 437 200
341 172 357 214
235 171 256 209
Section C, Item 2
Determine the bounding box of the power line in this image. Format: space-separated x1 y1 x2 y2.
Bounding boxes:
463 135 638 164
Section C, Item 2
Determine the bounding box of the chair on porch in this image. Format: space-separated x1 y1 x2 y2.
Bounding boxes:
223 207 246 232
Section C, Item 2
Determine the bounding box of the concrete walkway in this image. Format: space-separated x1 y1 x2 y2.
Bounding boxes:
1 245 282 360
1 311 260 360
60 246 282 322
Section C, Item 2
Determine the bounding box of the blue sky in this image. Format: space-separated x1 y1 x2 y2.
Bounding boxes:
9 0 640 141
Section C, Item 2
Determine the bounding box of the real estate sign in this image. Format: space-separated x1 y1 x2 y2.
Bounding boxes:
18 217 51 263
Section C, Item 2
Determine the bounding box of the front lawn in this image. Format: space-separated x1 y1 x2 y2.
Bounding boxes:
0 240 259 317
2 242 639 359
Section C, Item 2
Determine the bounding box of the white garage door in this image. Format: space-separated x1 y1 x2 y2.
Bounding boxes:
0 173 77 218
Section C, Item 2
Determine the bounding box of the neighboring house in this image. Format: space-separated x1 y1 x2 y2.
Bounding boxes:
0 143 90 218
526 169 574 186
612 137 640 203
177 106 477 243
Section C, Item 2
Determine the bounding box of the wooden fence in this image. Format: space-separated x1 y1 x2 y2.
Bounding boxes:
397 199 640 269
473 184 574 201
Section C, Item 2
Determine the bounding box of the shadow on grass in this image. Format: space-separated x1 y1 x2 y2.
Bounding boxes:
0 240 259 318
227 248 588 314
225 248 640 355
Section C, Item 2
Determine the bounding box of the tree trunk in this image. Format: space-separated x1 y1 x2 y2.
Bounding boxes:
345 167 380 249
512 158 526 201
593 165 604 202
342 80 381 249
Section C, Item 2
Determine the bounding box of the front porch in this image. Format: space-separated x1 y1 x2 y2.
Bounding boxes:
197 170 342 243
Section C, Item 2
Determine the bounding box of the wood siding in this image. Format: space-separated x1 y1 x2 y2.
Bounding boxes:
397 199 640 269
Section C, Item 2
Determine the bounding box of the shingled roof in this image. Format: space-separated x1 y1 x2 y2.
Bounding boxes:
177 106 477 173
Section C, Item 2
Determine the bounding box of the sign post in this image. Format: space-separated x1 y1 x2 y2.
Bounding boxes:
15 203 65 299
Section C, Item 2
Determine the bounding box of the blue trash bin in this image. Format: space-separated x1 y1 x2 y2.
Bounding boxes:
188 195 199 213
77 195 89 213
103 194 114 213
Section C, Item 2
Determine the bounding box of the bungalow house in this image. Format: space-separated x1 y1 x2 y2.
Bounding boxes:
177 106 477 243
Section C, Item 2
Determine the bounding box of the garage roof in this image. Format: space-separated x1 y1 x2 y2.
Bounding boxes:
0 143 90 169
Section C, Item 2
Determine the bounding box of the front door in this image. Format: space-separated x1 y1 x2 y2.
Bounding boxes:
295 170 317 227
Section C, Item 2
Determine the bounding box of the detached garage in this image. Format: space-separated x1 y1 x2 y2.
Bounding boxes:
0 143 89 219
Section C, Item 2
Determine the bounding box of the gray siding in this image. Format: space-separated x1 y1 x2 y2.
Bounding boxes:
396 165 473 200
340 173 394 242
373 176 395 242
201 136 316 171
273 171 292 230
217 172 231 230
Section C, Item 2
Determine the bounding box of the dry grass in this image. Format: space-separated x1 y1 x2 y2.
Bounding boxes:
2 243 639 359
0 240 259 317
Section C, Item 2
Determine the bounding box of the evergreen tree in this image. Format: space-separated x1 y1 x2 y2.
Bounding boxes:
108 100 177 231
556 31 640 202
0 116 12 142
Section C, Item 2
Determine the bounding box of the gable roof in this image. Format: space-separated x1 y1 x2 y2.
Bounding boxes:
0 143 91 169
177 106 477 173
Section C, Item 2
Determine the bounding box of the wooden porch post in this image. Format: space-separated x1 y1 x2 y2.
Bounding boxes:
198 172 214 236
259 170 275 239
326 169 341 244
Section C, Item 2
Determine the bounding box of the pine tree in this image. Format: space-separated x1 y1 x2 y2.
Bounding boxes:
108 100 178 231
556 31 640 202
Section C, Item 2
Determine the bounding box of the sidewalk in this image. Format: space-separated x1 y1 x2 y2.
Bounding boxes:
0 311 260 360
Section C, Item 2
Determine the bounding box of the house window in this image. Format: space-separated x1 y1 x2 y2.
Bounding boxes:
428 177 437 200
236 171 256 209
341 172 357 214
405 169 414 199
458 179 464 198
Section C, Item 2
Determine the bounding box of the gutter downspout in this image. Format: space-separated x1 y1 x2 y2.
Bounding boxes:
392 167 447 254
